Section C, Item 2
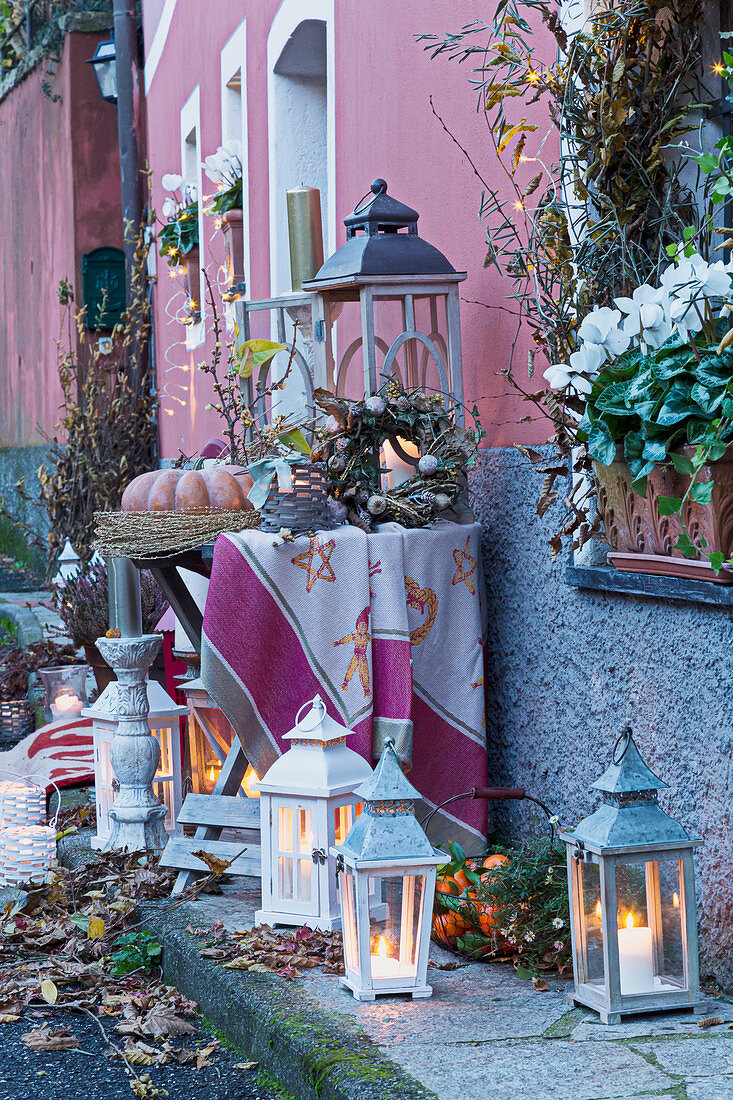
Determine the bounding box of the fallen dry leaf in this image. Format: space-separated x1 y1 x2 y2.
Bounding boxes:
699 1016 724 1029
0 1014 20 1024
234 1061 258 1070
22 1026 79 1051
87 916 105 939
121 1038 163 1067
40 979 58 1005
192 849 240 877
532 977 549 992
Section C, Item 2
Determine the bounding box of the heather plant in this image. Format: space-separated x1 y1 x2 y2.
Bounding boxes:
54 562 168 648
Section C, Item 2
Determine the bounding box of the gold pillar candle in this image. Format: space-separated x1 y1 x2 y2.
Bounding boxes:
287 185 324 291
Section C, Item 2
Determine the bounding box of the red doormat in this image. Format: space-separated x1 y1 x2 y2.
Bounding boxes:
0 718 93 791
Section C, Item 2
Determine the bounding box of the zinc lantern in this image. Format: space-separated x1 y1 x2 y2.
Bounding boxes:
255 695 372 931
332 737 442 1001
561 728 706 1025
83 678 188 850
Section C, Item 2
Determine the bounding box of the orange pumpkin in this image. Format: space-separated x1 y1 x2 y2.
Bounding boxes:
121 466 254 513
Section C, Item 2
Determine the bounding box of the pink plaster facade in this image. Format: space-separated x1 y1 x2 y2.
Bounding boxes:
0 30 123 447
143 1 541 459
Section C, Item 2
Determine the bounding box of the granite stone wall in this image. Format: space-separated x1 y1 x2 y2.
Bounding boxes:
471 447 733 988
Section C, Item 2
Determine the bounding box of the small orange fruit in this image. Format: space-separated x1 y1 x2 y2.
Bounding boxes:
482 853 510 873
453 866 472 890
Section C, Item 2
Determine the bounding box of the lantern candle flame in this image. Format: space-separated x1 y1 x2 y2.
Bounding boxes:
370 934 408 979
673 892 680 909
595 899 602 920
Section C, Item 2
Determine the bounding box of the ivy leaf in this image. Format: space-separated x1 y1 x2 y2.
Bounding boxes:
690 481 714 505
708 551 725 573
588 419 616 465
707 439 728 461
657 495 682 515
671 453 695 476
675 530 697 559
696 153 718 173
516 966 534 980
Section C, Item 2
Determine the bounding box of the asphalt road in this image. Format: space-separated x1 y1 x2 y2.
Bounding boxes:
0 1009 283 1100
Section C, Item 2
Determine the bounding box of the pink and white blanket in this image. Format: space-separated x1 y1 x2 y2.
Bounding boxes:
201 521 488 850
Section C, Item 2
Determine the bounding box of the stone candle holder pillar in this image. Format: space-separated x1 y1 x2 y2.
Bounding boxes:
95 634 167 852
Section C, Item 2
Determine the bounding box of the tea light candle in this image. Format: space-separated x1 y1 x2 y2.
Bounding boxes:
51 693 83 720
618 912 654 995
370 936 410 980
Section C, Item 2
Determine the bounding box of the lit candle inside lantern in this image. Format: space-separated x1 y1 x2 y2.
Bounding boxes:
595 899 602 921
617 912 654 995
287 186 324 292
51 693 83 720
673 892 680 909
241 765 260 799
382 439 420 489
370 935 409 980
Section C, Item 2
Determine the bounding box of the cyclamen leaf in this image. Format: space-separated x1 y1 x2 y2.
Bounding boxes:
642 438 667 462
588 420 616 466
594 381 631 416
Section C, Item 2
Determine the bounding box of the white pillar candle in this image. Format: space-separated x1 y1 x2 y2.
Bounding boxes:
51 693 83 720
618 913 654 995
382 439 420 490
370 936 410 979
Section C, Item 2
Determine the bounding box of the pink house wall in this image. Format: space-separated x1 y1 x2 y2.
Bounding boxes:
143 1 544 459
0 30 123 448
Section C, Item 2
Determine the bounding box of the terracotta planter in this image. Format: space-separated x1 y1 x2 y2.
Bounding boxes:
594 446 733 583
221 209 245 299
84 644 116 694
182 246 201 315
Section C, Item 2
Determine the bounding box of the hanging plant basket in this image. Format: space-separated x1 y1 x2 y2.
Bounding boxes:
594 446 733 584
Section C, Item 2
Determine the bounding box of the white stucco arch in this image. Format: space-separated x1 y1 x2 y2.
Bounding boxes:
267 0 336 297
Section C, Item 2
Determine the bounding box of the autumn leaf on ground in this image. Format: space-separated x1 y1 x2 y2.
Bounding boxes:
140 1002 197 1039
40 979 58 1005
88 916 105 939
120 1038 163 1066
191 849 239 876
234 1061 258 1070
0 1014 20 1023
532 976 549 992
22 1026 79 1051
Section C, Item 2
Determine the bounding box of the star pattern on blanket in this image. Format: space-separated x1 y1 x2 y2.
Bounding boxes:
291 535 337 592
452 536 477 594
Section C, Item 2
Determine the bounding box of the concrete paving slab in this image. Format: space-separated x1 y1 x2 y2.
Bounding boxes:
571 1003 733 1042
388 1038 672 1100
686 1076 733 1099
641 1033 733 1078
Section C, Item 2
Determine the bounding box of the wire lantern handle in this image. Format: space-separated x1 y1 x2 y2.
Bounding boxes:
420 785 558 844
613 726 634 766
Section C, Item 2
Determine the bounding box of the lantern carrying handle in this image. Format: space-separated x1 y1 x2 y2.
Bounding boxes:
0 770 61 829
420 786 558 842
613 727 633 765
294 695 327 734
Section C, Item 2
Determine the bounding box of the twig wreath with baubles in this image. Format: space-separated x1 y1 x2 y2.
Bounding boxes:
312 383 485 530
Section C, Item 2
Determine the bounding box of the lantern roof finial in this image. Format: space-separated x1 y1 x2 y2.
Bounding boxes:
591 728 669 795
355 738 422 804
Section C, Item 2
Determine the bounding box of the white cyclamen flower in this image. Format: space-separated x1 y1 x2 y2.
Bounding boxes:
614 284 672 349
578 306 630 361
161 172 183 192
203 152 225 183
543 363 593 395
161 197 177 219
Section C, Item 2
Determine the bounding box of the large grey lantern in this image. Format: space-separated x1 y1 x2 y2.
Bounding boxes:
560 729 705 1025
331 738 442 1001
302 179 466 423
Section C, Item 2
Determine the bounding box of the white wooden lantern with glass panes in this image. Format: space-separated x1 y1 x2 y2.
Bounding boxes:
332 738 442 1001
255 695 372 931
560 728 706 1025
83 679 188 850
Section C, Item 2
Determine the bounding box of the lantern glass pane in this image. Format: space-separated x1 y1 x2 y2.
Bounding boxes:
340 869 358 972
279 807 293 851
367 873 425 983
297 808 312 853
297 855 312 903
615 858 687 995
334 803 363 845
579 859 605 987
279 856 293 899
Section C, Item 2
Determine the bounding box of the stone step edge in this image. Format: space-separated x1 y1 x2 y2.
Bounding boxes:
136 899 437 1100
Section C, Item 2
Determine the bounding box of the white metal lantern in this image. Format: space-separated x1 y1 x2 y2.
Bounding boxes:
255 695 373 931
331 737 442 1001
83 678 188 850
561 728 705 1025
0 778 45 826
